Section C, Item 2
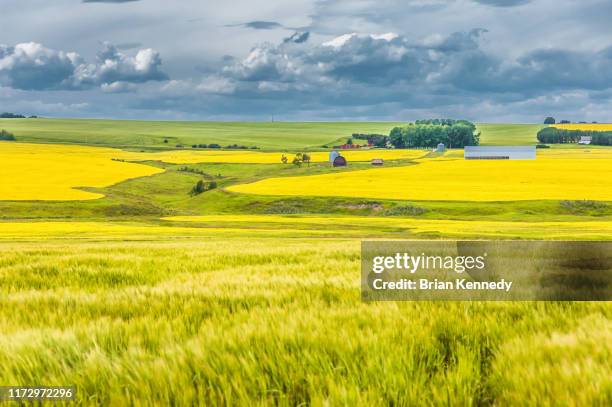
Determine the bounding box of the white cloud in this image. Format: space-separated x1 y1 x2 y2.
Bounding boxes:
0 42 168 91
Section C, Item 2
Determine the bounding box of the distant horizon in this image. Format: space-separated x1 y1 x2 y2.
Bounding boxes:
0 114 599 125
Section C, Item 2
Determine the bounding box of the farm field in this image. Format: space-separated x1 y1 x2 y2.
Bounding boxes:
553 123 612 131
1 119 543 149
228 149 612 202
1 236 611 405
0 142 162 200
122 148 428 164
0 121 611 405
476 123 545 145
0 118 405 150
0 216 611 240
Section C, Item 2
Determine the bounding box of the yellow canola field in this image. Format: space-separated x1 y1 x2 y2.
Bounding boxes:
553 123 612 131
0 143 163 200
0 142 425 201
0 216 610 240
165 215 612 239
122 149 428 164
228 150 612 202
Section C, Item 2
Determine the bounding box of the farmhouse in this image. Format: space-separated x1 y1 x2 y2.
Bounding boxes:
578 136 592 145
371 158 384 166
464 146 536 160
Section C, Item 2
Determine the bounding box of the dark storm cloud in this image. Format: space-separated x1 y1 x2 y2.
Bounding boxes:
245 21 283 29
284 32 310 44
227 21 285 30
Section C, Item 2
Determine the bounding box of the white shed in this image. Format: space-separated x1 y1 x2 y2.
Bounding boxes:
464 146 536 160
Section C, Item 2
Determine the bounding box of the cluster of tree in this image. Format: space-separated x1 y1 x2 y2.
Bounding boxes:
544 117 599 124
189 143 258 149
281 153 311 166
0 129 15 141
225 144 259 150
0 113 37 119
177 166 207 175
414 119 473 126
192 144 214 149
389 120 479 149
0 112 25 118
537 127 611 146
190 180 217 196
351 133 388 147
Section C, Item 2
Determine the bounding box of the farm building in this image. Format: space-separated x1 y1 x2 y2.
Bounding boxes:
464 146 536 160
329 150 340 163
333 155 347 167
578 136 592 145
436 143 446 152
371 158 384 166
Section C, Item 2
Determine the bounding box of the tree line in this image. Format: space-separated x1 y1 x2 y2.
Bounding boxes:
389 120 480 148
537 127 611 146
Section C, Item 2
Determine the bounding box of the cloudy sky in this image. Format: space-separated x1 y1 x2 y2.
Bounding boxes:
2 0 612 122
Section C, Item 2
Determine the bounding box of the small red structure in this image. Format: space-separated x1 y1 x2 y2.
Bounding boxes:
339 144 361 149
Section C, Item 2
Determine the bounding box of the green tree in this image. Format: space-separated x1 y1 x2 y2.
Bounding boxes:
0 130 15 141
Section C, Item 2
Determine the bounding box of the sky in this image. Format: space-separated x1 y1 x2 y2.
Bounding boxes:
2 0 612 122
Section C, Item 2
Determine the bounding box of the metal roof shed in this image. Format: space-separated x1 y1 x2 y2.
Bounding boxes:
464 146 536 160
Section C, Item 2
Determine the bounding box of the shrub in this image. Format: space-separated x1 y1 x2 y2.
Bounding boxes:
190 180 217 196
560 200 608 215
0 129 15 141
384 205 427 216
536 144 550 149
190 180 206 196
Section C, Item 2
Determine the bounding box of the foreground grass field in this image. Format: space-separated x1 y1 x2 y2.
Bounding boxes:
0 235 610 405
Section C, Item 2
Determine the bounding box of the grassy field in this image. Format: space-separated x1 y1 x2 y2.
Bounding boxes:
1 119 544 150
476 124 544 145
0 120 611 405
0 119 405 150
0 236 610 405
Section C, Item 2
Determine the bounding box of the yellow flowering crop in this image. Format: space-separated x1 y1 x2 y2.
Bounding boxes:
228 150 612 201
0 143 163 200
121 149 427 164
553 123 612 131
